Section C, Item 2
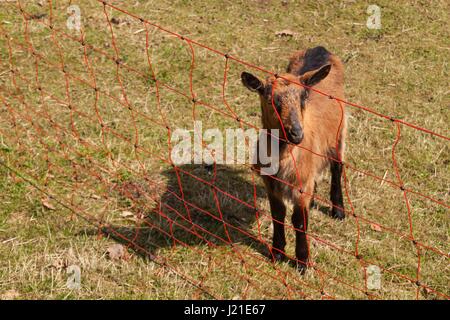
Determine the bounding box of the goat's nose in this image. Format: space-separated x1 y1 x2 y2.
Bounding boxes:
289 124 302 137
289 127 301 138
288 125 303 144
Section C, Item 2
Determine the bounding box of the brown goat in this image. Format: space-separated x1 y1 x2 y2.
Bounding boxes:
241 46 346 272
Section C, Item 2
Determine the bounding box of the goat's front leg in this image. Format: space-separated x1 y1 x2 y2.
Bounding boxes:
292 194 311 273
268 193 287 262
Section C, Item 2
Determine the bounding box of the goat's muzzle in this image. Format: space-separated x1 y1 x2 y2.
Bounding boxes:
287 125 303 145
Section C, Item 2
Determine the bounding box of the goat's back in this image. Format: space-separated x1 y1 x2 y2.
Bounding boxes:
287 46 344 99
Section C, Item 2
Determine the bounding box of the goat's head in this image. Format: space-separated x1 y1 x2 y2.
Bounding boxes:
241 64 331 145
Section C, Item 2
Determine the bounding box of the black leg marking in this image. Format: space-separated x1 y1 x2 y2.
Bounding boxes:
268 194 287 262
292 204 309 273
309 181 318 210
330 159 345 220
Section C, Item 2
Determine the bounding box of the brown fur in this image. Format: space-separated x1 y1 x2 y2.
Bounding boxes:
242 47 346 270
268 50 346 202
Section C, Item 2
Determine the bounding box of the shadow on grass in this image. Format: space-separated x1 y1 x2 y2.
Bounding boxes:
99 164 274 262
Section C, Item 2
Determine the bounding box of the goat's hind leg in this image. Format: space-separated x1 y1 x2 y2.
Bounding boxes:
330 153 345 220
309 181 318 210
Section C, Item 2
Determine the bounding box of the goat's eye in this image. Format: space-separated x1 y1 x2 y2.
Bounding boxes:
300 90 309 109
270 96 282 111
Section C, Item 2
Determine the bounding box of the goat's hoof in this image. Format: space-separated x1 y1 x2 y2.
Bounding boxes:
331 208 345 220
271 251 287 262
295 261 308 275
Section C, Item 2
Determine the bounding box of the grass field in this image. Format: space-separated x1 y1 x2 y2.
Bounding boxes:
0 0 448 299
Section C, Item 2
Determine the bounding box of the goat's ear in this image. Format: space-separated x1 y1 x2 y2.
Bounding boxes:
241 72 264 93
300 64 331 87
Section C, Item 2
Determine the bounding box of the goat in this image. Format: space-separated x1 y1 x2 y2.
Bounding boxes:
241 46 346 272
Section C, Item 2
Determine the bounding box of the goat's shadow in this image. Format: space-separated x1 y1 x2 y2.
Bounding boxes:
102 164 274 261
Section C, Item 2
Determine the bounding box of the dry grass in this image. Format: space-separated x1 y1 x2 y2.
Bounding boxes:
0 0 448 300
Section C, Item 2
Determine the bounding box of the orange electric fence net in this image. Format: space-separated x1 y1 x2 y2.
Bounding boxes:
0 1 448 299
